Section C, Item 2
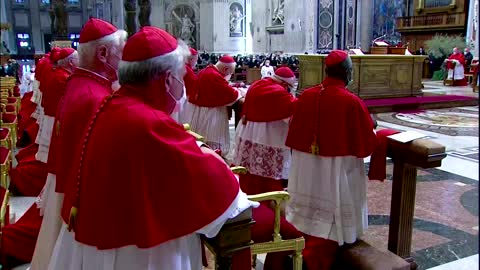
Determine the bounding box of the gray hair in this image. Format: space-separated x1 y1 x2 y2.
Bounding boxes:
77 30 128 68
57 51 79 67
118 39 190 85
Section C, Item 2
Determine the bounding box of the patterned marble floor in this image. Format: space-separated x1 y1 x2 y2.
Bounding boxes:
222 98 478 268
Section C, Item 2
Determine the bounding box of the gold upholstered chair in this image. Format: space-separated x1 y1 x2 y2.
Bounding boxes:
0 105 17 147
0 147 11 189
247 191 305 270
182 125 305 269
0 128 11 149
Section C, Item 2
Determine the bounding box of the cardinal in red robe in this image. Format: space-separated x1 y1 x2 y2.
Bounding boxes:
185 47 198 98
46 26 257 270
232 67 297 196
445 47 468 86
29 18 128 270
187 55 246 155
285 50 378 270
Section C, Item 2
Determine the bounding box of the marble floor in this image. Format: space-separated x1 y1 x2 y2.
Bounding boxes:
217 81 479 270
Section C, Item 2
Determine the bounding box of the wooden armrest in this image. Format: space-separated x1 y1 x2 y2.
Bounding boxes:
183 123 205 142
0 189 10 228
248 191 290 242
231 166 247 174
247 191 290 203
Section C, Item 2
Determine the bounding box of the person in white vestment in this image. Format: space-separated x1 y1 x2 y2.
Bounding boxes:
284 50 378 270
260 59 275 78
47 26 257 270
187 55 246 155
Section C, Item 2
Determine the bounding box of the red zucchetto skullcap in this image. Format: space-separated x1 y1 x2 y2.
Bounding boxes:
219 55 235 64
189 48 198 56
122 26 178 62
273 67 296 86
57 48 76 61
325 50 349 67
79 18 118 44
50 47 61 63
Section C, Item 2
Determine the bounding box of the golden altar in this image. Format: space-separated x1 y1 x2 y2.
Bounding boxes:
297 54 427 99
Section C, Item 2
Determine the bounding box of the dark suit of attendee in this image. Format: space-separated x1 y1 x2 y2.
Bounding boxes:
0 64 13 77
464 49 473 67
416 47 426 55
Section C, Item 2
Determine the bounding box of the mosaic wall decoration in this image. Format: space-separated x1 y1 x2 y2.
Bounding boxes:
317 0 334 50
344 0 356 48
372 0 405 45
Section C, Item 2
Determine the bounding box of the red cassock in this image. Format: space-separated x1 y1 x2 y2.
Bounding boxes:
41 67 71 117
285 77 378 270
0 204 42 267
184 64 196 99
17 92 38 147
55 68 113 193
9 153 48 196
15 143 39 163
447 53 466 70
189 65 239 107
286 77 377 158
242 78 296 122
39 65 54 96
238 78 297 195
34 56 50 83
61 86 239 249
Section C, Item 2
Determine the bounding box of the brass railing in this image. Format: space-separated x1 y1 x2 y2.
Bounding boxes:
396 13 465 31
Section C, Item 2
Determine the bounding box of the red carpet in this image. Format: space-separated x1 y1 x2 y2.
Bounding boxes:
365 95 478 113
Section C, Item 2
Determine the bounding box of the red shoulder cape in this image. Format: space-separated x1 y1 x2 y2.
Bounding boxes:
189 65 239 107
184 64 197 99
286 77 377 158
55 68 113 193
42 67 71 117
62 88 240 249
447 53 466 69
242 78 296 122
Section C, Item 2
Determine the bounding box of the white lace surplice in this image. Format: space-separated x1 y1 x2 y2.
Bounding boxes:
188 106 232 155
35 115 55 163
232 118 291 179
31 173 64 270
286 150 368 246
47 190 258 270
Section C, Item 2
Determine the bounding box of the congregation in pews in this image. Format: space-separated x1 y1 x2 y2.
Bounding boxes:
0 18 400 270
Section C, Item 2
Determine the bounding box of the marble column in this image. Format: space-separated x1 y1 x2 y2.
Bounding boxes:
29 0 43 53
466 0 479 57
359 0 373 53
0 0 13 54
199 0 214 51
150 0 165 28
304 0 316 53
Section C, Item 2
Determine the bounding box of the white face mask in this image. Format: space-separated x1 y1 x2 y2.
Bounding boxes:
224 74 232 81
166 75 186 117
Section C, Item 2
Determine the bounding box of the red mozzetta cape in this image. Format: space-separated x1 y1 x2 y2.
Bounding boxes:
242 78 296 122
54 68 113 192
35 57 50 81
286 77 378 158
189 65 239 107
447 53 466 69
61 87 240 249
41 67 71 117
184 64 197 98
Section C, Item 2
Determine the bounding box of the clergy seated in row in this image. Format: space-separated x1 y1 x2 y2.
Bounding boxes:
445 47 468 86
232 67 297 196
9 48 79 198
30 18 127 270
47 26 259 270
186 55 247 155
16 53 52 148
285 50 378 270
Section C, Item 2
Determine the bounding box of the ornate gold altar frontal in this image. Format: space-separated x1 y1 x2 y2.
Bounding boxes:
297 55 427 99
50 40 72 49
